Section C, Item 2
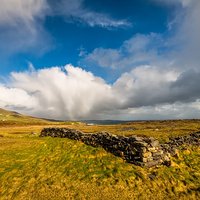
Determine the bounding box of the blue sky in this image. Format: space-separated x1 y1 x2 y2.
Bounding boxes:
0 0 200 120
0 0 170 76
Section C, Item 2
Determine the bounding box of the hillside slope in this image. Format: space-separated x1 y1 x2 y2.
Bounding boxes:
0 108 51 125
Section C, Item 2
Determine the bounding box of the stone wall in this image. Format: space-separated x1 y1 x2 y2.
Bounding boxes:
161 132 200 155
40 128 171 167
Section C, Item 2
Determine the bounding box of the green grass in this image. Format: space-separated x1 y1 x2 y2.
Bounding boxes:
0 108 50 125
0 134 199 199
0 108 78 126
0 108 200 199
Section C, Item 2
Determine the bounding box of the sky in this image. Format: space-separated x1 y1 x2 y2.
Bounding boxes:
0 0 200 120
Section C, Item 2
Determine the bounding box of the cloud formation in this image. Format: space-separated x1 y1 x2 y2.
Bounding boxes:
0 0 48 25
51 0 130 28
0 0 129 61
82 0 200 78
1 64 200 120
170 0 200 70
153 0 196 7
0 65 116 119
0 0 51 58
0 0 200 120
83 33 166 70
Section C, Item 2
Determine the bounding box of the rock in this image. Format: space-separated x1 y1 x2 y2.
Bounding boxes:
147 147 156 152
134 141 148 147
141 157 148 162
152 151 163 156
147 157 154 162
141 152 152 158
140 147 147 153
39 127 173 168
150 140 160 147
144 160 161 168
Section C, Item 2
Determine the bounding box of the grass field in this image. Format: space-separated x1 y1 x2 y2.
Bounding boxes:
0 109 199 199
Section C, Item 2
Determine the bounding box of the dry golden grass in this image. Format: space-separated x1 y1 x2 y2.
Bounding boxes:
0 119 200 199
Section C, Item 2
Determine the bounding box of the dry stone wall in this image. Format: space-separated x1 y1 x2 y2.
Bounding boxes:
40 128 171 167
161 132 200 155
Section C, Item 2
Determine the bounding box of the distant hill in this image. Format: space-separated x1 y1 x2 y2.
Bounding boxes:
0 108 52 125
82 120 132 125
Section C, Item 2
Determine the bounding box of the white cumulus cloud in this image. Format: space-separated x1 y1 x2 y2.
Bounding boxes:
1 65 116 119
1 64 200 120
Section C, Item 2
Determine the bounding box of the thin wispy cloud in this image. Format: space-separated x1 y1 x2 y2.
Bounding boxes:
51 0 131 28
0 0 129 61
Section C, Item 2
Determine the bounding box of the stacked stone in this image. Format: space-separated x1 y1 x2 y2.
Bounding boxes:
168 132 200 146
131 137 171 167
40 128 170 167
40 128 84 140
161 131 200 155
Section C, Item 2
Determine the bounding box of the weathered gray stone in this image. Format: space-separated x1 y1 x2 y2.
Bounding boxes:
142 157 148 162
150 140 159 147
141 151 152 158
144 160 161 167
39 127 178 167
134 141 148 147
147 147 156 152
152 151 163 157
140 147 147 153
